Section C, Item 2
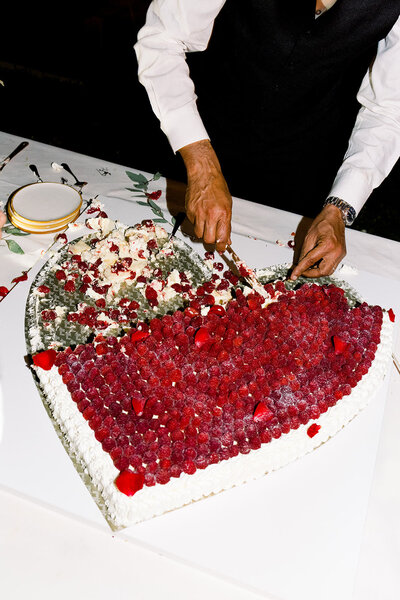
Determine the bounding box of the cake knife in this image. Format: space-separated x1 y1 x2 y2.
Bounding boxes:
225 244 270 299
0 141 29 172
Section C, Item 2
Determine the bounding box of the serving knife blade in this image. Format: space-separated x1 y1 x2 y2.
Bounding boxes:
0 141 29 172
226 244 270 299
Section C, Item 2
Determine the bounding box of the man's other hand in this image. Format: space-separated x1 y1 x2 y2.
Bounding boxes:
290 204 346 280
179 140 232 253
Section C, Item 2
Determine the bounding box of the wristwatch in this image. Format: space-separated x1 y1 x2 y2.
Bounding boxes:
323 196 357 226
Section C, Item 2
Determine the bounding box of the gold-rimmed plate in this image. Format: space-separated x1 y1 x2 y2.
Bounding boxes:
7 182 82 234
9 182 82 223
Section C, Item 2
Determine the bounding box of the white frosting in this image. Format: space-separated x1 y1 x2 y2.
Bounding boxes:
34 313 393 529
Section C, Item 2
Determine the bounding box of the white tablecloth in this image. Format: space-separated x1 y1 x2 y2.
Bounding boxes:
0 131 399 600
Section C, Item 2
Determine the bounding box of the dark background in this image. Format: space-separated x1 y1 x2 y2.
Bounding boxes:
1 1 398 240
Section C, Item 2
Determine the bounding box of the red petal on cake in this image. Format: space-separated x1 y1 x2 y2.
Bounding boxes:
194 327 212 348
12 271 28 283
32 349 57 370
253 402 274 422
132 395 146 416
332 335 347 354
208 305 225 316
307 423 321 438
131 330 150 343
388 308 395 322
115 470 145 496
185 306 200 318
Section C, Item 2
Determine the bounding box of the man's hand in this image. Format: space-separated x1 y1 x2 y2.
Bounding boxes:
0 211 6 239
290 204 346 280
179 140 232 253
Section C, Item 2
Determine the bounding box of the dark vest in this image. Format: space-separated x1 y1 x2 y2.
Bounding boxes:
187 0 400 215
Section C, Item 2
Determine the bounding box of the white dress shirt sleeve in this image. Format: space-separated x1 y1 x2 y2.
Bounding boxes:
135 0 226 153
329 16 400 215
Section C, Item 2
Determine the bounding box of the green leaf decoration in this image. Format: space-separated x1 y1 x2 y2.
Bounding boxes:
153 172 162 181
148 199 163 216
152 217 167 223
171 216 176 225
126 171 148 185
136 201 149 206
6 239 24 254
6 226 30 236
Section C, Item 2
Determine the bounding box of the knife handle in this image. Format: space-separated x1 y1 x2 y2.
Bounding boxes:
7 141 29 162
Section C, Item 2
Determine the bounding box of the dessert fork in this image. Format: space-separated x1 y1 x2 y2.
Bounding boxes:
61 163 87 189
29 164 43 183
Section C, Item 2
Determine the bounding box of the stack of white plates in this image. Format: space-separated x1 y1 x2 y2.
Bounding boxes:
7 182 82 234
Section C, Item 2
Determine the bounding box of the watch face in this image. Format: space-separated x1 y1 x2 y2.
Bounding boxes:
345 206 356 226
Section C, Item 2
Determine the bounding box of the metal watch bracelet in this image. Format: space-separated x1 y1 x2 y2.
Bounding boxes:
323 196 356 226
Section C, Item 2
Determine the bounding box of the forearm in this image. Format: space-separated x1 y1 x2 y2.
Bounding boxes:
179 139 223 179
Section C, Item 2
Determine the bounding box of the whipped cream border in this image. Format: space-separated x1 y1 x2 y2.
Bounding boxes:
33 312 393 529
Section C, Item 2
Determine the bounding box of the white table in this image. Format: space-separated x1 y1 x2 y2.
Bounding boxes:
0 131 399 600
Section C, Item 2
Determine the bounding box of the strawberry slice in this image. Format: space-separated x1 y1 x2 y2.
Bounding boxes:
388 308 395 323
307 423 321 438
115 470 145 496
132 394 146 416
253 402 274 422
32 349 57 370
194 327 212 348
332 335 347 354
131 330 150 343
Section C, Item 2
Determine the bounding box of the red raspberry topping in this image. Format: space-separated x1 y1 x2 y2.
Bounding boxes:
64 280 76 293
37 285 51 294
388 308 395 322
41 310 57 321
46 280 384 493
55 270 66 281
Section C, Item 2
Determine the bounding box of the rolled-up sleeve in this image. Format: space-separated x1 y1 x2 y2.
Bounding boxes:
135 0 226 152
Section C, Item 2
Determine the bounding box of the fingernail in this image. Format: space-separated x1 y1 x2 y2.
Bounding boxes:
291 275 297 281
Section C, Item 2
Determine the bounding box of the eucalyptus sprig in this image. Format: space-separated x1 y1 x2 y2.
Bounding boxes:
125 171 176 227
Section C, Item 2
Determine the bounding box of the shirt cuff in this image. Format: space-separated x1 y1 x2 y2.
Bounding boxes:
160 101 210 153
328 168 373 216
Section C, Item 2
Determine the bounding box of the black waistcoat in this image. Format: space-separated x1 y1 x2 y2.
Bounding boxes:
186 0 400 213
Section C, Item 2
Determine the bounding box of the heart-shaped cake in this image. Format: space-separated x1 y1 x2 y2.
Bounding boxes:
31 275 394 528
